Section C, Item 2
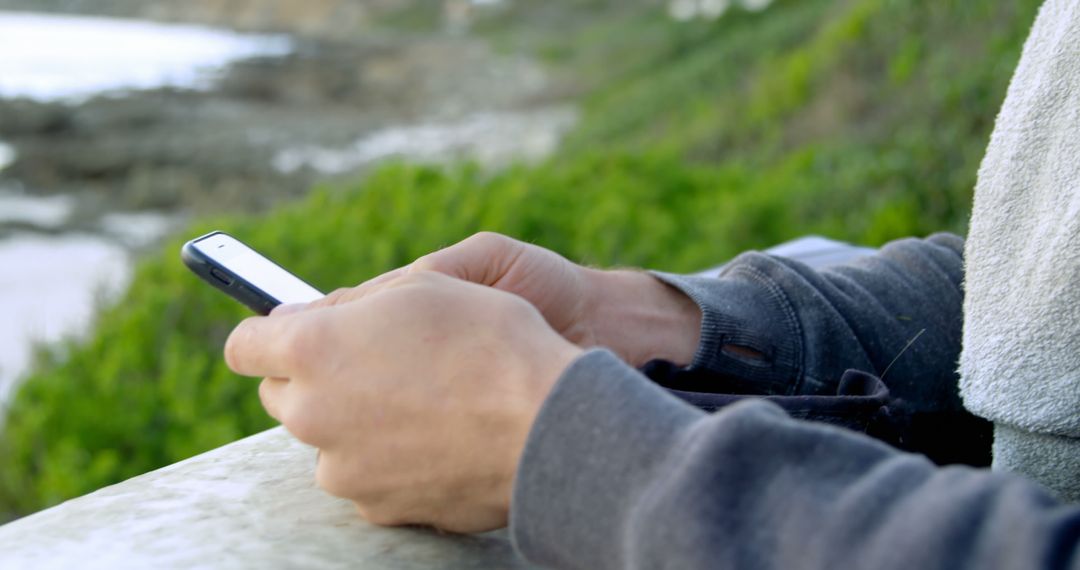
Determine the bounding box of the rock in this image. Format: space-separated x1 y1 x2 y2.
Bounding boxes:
0 0 416 40
0 99 73 136
0 26 569 216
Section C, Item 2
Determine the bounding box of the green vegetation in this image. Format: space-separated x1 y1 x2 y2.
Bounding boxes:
0 0 1044 520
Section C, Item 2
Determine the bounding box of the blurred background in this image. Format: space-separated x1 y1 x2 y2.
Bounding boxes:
0 0 1042 522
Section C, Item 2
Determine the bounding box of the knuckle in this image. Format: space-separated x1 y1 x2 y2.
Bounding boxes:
469 231 508 249
398 268 439 287
322 288 352 306
409 252 436 271
307 287 347 310
330 286 353 299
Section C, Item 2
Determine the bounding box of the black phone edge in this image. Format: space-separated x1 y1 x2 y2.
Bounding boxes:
181 231 281 316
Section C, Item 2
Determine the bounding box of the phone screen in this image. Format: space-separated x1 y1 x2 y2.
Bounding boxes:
191 233 323 305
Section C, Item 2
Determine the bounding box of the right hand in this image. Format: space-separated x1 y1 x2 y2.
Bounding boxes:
314 232 702 367
228 270 582 533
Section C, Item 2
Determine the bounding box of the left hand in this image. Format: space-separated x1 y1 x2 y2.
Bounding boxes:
309 232 702 367
224 270 583 533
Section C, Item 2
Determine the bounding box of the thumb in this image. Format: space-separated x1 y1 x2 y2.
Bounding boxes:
409 232 522 286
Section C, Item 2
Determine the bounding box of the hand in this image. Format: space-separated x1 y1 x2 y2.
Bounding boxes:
318 232 596 346
225 270 583 533
318 232 702 367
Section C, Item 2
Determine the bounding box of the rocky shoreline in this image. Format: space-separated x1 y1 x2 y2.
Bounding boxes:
0 0 408 39
0 28 571 222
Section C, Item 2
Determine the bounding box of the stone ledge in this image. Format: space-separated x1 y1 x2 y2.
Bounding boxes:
0 427 536 569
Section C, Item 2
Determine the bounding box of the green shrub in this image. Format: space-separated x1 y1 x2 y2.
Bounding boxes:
0 0 1045 519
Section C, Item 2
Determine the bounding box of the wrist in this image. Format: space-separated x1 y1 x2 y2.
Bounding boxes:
582 268 702 367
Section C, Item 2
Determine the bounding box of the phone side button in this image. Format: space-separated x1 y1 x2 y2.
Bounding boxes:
209 267 233 286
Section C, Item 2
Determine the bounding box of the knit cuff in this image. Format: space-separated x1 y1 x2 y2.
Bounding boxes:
651 255 802 395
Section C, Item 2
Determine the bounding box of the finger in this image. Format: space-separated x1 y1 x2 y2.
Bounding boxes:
258 377 288 422
271 303 309 316
307 288 347 309
308 266 410 310
410 232 521 286
224 312 308 378
359 266 410 291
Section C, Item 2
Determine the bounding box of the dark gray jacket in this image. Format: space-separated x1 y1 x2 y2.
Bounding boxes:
510 236 1080 569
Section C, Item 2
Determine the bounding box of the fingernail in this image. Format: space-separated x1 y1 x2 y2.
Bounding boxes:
271 303 308 316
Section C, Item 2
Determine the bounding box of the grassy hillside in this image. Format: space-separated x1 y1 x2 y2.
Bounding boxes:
0 0 1043 519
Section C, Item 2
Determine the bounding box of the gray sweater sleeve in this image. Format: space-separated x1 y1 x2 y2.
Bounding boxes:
511 350 1080 570
652 233 966 412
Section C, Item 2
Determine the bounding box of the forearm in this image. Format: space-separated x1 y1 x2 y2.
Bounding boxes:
512 350 1080 570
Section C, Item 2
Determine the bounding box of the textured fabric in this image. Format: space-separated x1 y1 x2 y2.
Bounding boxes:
995 424 1080 502
653 234 965 401
642 361 916 454
512 350 1080 570
959 0 1080 500
651 234 990 466
640 360 990 468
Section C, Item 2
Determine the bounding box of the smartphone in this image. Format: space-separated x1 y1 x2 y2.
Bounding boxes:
181 231 324 315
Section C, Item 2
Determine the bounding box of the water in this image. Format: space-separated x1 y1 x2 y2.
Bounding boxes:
667 0 774 21
0 12 291 102
0 233 130 407
0 190 72 228
0 184 178 409
0 12 290 408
